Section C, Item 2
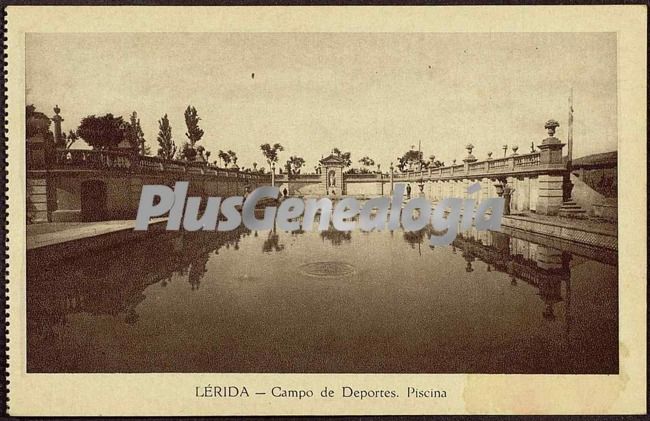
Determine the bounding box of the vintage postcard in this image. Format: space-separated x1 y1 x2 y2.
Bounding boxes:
4 5 647 416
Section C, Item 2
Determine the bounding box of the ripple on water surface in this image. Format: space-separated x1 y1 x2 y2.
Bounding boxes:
298 261 356 278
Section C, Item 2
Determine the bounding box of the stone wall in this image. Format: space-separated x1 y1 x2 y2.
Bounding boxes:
28 169 270 223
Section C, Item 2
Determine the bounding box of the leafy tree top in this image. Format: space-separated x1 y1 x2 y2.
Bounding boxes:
332 148 352 167
184 106 204 147
77 114 127 150
359 156 375 167
260 143 284 166
26 105 53 140
218 149 232 167
285 155 305 175
156 114 177 160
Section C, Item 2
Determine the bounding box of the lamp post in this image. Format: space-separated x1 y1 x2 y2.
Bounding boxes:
271 161 276 187
502 144 508 157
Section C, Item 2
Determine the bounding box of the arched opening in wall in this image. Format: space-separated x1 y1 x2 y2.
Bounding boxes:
80 180 108 222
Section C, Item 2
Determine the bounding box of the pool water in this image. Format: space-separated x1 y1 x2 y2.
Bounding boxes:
27 224 618 373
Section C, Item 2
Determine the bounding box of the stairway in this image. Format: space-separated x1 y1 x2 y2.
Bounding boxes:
558 199 587 218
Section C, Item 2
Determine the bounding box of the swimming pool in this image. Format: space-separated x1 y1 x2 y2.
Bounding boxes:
27 224 618 373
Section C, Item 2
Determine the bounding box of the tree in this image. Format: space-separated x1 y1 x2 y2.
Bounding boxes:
359 156 375 167
332 148 352 167
184 105 204 148
61 130 78 149
227 150 238 166
218 150 232 167
76 114 127 150
196 145 210 162
285 155 305 174
125 111 150 155
26 105 54 144
396 148 427 172
178 142 197 160
156 114 177 160
260 143 284 171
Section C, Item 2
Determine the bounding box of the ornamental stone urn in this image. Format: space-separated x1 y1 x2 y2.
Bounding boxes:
463 143 477 163
542 119 562 145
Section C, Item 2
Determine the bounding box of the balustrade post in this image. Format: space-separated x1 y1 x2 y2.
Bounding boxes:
536 119 567 215
463 143 477 174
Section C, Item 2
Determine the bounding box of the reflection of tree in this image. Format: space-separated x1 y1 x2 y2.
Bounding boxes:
188 251 210 290
319 227 352 246
263 230 285 253
403 229 426 248
26 227 251 351
462 249 475 272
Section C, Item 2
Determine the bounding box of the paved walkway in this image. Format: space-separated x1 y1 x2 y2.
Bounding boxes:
26 218 167 250
505 212 617 236
25 213 616 251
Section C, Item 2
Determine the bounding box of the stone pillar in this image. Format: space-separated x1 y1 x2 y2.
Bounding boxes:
535 119 566 215
52 105 64 147
536 174 564 215
26 177 49 223
463 143 477 173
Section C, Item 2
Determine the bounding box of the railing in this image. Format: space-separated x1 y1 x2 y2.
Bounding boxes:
40 148 553 185
48 149 271 182
385 151 556 182
513 153 540 167
346 173 381 181
487 157 510 170
275 173 321 182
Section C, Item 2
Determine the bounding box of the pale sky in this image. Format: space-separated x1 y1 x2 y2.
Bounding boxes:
26 32 617 170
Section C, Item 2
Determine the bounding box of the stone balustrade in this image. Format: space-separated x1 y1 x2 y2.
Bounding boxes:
40 148 271 182
27 107 572 222
391 152 548 183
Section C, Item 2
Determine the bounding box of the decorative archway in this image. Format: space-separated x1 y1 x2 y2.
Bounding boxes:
319 153 346 196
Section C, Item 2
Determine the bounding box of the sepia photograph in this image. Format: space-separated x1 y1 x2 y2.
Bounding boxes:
5 5 646 416
25 31 618 374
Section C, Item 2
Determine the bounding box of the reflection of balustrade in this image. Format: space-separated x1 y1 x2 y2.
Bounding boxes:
453 232 570 285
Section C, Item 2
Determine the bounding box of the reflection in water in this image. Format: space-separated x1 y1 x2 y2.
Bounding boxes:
320 226 352 246
262 229 285 253
27 223 617 374
28 228 249 343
